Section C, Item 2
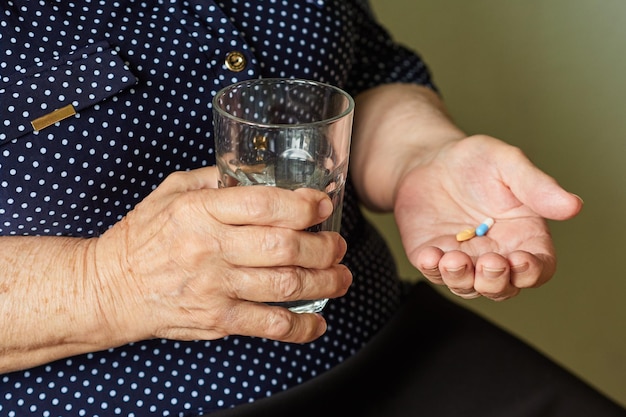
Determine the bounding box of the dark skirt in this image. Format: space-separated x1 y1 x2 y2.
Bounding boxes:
209 280 626 417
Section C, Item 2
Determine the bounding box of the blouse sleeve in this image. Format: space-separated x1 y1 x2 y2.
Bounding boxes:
344 0 438 96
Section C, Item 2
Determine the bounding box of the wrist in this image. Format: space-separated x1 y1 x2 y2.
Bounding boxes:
0 236 134 372
350 83 464 211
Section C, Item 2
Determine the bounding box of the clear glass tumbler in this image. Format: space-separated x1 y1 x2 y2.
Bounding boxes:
212 78 354 313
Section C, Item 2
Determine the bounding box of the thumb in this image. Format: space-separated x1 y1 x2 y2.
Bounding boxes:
152 166 220 197
505 158 583 221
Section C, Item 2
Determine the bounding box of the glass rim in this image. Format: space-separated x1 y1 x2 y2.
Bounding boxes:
212 77 355 129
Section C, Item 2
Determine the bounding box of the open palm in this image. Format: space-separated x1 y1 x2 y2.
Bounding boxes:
393 135 583 300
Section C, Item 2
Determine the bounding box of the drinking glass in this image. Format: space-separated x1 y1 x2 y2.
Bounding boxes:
212 78 354 313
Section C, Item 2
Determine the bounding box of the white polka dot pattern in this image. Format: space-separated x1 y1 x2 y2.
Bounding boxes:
1 41 137 142
0 0 432 415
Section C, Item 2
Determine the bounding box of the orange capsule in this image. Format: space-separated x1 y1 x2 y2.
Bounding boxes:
455 228 476 242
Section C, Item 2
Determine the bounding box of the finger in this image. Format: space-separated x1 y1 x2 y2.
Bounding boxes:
202 186 334 230
508 250 556 289
166 303 329 344
218 227 347 268
413 246 445 285
154 170 334 230
221 264 352 304
222 302 329 343
473 252 519 300
438 250 477 296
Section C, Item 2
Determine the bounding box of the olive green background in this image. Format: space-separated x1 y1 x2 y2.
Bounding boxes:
368 0 626 407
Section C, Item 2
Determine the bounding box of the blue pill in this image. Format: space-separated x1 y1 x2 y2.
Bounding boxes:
475 217 495 236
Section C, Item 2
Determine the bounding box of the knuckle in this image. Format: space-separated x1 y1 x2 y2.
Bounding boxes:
260 229 300 262
240 189 284 220
160 170 188 191
242 196 272 219
263 308 296 340
271 267 305 299
164 191 197 222
166 195 188 218
164 170 188 183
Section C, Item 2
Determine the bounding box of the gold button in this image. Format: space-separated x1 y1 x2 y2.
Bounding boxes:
225 51 246 72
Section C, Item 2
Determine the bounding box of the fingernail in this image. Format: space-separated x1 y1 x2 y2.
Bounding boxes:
342 267 353 289
483 267 506 279
444 265 467 277
318 198 334 219
571 193 584 205
336 237 347 263
511 262 529 274
316 314 327 336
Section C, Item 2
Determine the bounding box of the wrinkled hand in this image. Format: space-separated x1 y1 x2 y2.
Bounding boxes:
394 135 583 301
92 166 351 344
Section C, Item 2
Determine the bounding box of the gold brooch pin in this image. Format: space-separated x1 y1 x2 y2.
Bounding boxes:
30 104 77 132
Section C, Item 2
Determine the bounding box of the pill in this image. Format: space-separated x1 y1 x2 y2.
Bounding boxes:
456 228 476 242
475 217 495 237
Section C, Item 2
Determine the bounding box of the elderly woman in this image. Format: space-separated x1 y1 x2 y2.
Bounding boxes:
1 1 623 416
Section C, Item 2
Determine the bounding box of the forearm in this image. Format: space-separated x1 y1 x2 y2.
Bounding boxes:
349 83 466 212
0 236 126 373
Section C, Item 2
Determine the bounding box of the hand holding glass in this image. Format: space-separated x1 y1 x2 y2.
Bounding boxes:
212 78 354 313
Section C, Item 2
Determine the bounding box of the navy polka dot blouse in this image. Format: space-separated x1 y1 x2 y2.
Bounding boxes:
0 1 435 415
